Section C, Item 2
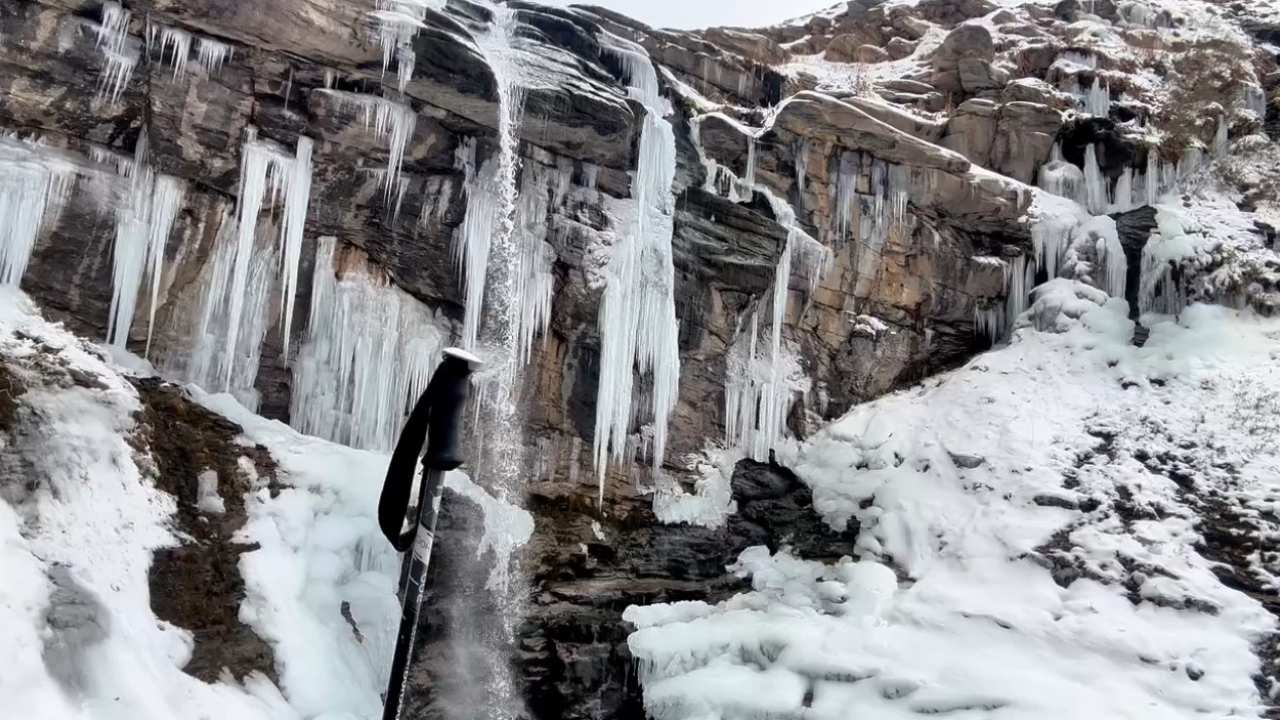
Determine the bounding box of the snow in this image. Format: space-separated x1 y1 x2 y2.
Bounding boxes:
629 291 1280 718
0 285 531 720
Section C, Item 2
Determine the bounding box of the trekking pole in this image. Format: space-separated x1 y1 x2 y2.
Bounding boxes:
377 347 480 720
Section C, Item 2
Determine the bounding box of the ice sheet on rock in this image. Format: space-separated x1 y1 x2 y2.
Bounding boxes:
291 236 452 452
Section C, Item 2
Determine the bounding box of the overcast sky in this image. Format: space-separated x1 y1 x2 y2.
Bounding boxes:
535 0 839 30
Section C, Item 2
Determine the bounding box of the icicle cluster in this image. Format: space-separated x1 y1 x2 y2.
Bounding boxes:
94 2 138 103
1038 142 1188 215
368 0 445 93
291 236 450 450
195 37 233 74
319 90 416 204
0 136 77 287
832 151 910 253
593 34 682 498
1081 77 1111 117
147 24 192 81
182 128 313 404
105 131 187 353
512 160 567 365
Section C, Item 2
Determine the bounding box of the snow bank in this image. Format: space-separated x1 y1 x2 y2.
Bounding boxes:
0 287 530 720
628 293 1280 718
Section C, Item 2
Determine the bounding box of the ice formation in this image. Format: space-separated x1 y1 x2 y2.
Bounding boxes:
368 0 445 92
0 136 77 287
594 33 681 496
291 236 451 450
1139 205 1202 315
94 1 138 103
1083 145 1108 215
105 132 187 352
195 37 233 75
181 128 313 405
1213 117 1230 159
1245 84 1268 119
454 139 501 351
1082 77 1111 117
832 151 910 253
147 23 192 81
319 90 417 202
512 161 565 365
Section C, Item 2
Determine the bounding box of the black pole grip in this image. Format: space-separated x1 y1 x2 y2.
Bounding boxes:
422 351 473 471
378 348 479 552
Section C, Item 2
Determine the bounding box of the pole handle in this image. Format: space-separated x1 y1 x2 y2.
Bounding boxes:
378 348 480 552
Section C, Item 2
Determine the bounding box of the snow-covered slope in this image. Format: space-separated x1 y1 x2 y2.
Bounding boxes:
628 293 1280 718
0 287 524 720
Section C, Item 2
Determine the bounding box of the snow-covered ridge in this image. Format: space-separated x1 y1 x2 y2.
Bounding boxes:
630 292 1280 718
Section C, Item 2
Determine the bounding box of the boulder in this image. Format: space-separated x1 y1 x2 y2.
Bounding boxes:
855 44 891 63
942 98 999 166
935 23 996 63
824 31 881 62
887 36 920 59
993 101 1065 184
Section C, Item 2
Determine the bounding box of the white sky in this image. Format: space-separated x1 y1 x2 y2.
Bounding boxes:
535 0 839 30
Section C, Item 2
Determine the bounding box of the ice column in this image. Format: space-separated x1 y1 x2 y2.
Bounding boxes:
593 34 681 497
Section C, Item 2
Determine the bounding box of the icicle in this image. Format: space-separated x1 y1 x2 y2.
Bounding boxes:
0 137 77 287
1083 77 1110 117
277 137 313 358
1032 211 1075 282
1083 145 1107 215
319 90 416 203
594 33 681 498
396 46 415 93
95 4 138 103
974 303 1006 342
291 236 450 450
1213 117 1229 159
282 67 294 110
324 69 336 89
1245 84 1267 120
150 24 192 81
744 136 757 189
1094 219 1127 299
195 37 232 75
108 131 187 350
1145 149 1160 207
1004 254 1035 330
368 0 444 91
794 138 809 200
186 128 310 392
512 162 564 365
1111 167 1132 214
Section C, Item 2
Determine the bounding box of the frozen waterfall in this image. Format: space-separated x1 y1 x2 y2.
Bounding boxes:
593 34 682 500
0 136 76 287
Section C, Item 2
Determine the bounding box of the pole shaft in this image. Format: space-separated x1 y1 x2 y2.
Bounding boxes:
382 468 447 720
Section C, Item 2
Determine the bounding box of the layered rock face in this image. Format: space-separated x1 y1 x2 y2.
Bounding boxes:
3 0 1280 717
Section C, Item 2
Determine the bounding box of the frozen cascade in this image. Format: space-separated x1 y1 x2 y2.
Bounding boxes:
833 151 909 252
688 116 832 459
1213 117 1230 159
105 132 187 352
1004 254 1035 329
1037 153 1086 207
1138 206 1202 315
94 2 138 103
189 128 313 398
318 90 416 203
0 136 77 287
1112 167 1133 214
594 33 681 496
291 236 450 450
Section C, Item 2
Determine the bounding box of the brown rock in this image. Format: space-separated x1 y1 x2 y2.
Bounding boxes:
887 36 919 59
854 44 891 63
